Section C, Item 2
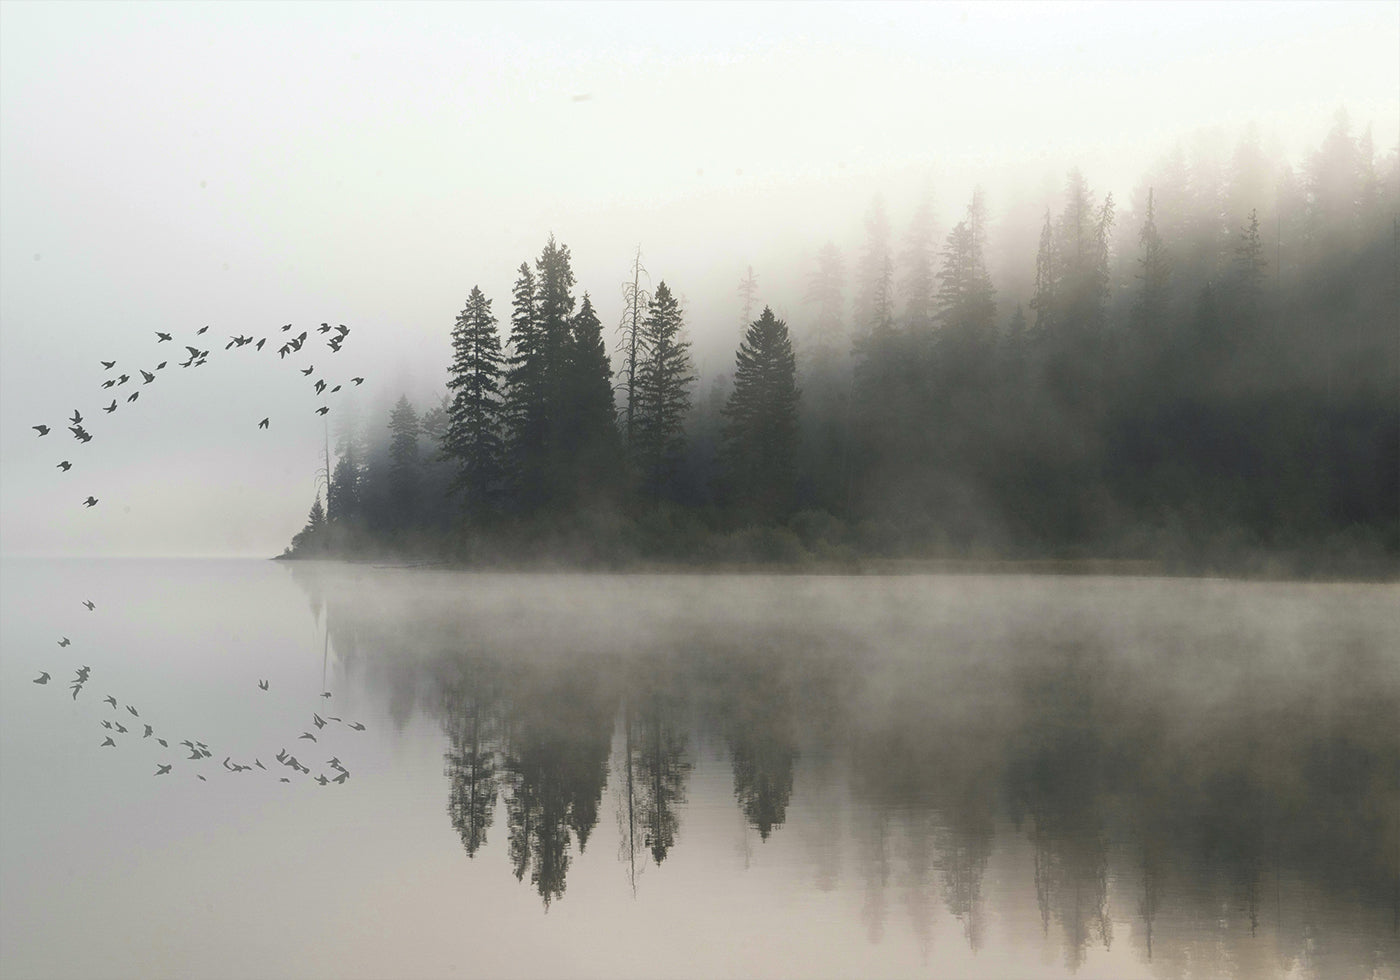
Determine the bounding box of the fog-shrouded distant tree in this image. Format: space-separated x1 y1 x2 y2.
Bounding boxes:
737 265 760 329
444 286 505 515
721 307 800 520
386 395 421 526
328 450 361 526
290 493 327 553
804 242 845 350
618 246 651 452
633 281 694 500
1233 208 1268 325
855 195 895 338
1030 209 1058 334
1135 187 1171 335
935 203 996 340
901 193 938 336
564 293 623 502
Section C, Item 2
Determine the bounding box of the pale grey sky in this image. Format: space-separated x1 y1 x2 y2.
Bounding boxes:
2 1 1397 556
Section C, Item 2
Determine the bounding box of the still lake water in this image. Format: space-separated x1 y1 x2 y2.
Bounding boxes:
1 558 1396 979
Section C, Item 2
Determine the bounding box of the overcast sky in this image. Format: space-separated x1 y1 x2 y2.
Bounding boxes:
2 1 1397 557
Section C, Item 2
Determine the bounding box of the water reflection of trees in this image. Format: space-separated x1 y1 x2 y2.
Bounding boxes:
292 566 1400 973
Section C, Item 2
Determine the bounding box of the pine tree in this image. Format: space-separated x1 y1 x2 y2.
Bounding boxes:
935 195 996 338
1233 208 1268 324
721 307 800 519
900 194 938 335
504 261 547 507
804 242 845 348
565 293 622 500
1135 187 1171 333
737 266 759 328
855 196 895 336
1030 209 1058 333
387 395 421 526
633 281 694 499
445 286 505 514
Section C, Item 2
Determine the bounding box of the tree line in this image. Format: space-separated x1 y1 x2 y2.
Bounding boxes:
288 113 1397 573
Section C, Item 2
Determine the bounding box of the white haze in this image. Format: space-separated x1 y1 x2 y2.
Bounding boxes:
2 1 1396 556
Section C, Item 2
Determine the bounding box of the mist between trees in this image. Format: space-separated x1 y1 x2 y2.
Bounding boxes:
285 113 1398 576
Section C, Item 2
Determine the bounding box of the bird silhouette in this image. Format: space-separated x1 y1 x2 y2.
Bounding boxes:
113 722 127 734
314 380 326 394
197 775 206 781
320 692 332 699
318 323 333 334
257 679 269 690
349 722 366 731
70 410 83 424
58 637 71 646
301 365 314 376
155 764 172 775
103 400 117 413
187 748 203 760
101 737 115 747
185 346 201 358
280 777 290 783
143 724 153 737
126 705 138 716
330 385 341 393
156 361 167 370
101 379 116 389
156 331 172 342
352 377 364 385
101 360 116 369
255 338 266 351
332 770 349 784
315 407 329 416
127 391 139 403
254 759 266 770
298 732 317 741
57 460 72 471
33 425 50 436
141 370 155 384
82 497 98 507
33 672 50 684
315 775 329 785
101 720 113 729
83 600 95 610
157 738 168 747
327 756 343 770
313 714 325 728
196 325 208 335
258 418 269 430
281 324 292 332
117 373 130 385
103 695 117 708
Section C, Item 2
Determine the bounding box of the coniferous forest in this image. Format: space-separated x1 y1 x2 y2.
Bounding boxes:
286 116 1398 575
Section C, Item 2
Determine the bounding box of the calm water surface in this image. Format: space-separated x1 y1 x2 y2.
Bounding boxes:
1 558 1397 979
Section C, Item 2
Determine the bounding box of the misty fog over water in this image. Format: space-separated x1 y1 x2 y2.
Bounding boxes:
3 558 1396 978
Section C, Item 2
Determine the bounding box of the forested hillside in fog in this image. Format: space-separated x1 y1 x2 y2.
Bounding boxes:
287 114 1398 574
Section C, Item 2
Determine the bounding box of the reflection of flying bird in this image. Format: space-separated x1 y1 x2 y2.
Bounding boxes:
33 672 50 684
58 460 72 471
258 418 269 430
156 332 172 342
33 425 50 436
83 497 98 507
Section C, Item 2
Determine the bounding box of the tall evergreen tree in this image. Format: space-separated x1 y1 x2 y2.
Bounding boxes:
387 395 421 527
633 281 694 499
1135 188 1172 334
1233 208 1268 325
935 197 996 338
504 261 547 507
444 286 505 515
721 307 800 519
855 195 895 336
900 194 938 335
737 266 760 328
804 242 845 349
565 293 622 501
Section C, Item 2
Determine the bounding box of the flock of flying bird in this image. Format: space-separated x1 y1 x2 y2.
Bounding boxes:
27 318 371 785
33 597 368 786
31 320 365 508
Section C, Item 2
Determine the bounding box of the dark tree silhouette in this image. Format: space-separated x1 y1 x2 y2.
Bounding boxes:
721 307 800 520
444 286 505 515
633 281 694 500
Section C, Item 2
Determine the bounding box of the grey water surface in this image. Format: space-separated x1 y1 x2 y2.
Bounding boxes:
2 558 1397 979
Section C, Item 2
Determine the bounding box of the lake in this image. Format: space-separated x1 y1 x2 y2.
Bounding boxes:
2 558 1396 979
